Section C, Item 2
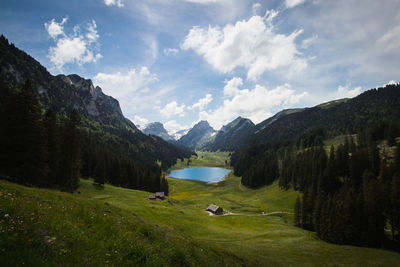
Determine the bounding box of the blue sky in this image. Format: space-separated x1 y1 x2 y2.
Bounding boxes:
1 0 399 133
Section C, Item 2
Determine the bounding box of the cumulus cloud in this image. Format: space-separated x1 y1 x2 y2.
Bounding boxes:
223 77 243 97
181 10 306 80
46 19 102 71
132 115 149 129
188 94 213 110
104 0 125 8
93 67 158 98
335 85 362 99
164 120 189 136
160 101 186 118
199 78 308 129
285 0 306 8
44 18 67 39
163 48 179 55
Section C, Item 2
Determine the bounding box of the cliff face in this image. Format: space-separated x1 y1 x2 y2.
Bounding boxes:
61 74 123 118
142 122 174 141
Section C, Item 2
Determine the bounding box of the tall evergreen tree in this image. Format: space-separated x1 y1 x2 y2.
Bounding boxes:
58 109 81 192
294 196 302 226
0 80 46 185
43 109 60 187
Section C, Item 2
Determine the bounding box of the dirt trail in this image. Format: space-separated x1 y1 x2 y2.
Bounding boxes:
208 211 293 217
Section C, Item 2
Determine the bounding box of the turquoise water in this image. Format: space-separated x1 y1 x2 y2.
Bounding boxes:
169 167 231 183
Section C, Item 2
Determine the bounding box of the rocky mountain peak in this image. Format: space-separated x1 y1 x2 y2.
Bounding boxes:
142 122 174 141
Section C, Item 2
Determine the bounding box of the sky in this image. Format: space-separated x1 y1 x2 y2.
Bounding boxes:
1 0 399 134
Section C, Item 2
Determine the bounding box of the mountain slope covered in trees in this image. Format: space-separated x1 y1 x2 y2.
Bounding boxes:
231 84 400 249
0 35 192 193
207 116 255 152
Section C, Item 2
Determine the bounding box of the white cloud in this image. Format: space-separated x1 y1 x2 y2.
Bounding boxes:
301 34 317 49
181 10 306 80
86 20 99 43
132 115 149 129
223 77 243 97
104 0 125 8
147 38 158 61
160 101 186 118
93 67 178 121
199 78 308 129
285 0 306 8
188 94 213 110
252 3 262 15
44 18 67 39
164 120 189 136
46 19 102 71
377 25 400 51
93 67 158 98
382 80 397 87
335 85 362 99
184 0 226 4
163 48 179 55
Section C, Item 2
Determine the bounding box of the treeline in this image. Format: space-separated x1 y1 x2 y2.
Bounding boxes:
80 132 169 194
290 133 400 248
0 80 81 192
0 80 169 193
232 119 400 248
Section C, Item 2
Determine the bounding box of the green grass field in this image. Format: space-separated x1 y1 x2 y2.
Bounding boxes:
1 152 400 266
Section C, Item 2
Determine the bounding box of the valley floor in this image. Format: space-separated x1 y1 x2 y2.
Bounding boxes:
1 151 400 266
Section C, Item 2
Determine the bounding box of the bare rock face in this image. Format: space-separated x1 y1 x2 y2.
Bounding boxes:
64 74 123 119
142 122 175 141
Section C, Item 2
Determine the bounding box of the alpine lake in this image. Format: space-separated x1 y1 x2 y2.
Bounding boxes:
169 167 231 183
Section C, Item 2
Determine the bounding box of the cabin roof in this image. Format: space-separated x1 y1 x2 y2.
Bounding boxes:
155 192 165 197
207 204 222 212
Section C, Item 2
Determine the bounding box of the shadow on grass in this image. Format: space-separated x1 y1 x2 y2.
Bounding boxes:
92 183 105 190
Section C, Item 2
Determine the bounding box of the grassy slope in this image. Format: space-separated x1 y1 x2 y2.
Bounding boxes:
1 152 400 266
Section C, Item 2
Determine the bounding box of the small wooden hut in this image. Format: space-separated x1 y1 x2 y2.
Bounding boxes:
206 204 223 215
155 192 165 200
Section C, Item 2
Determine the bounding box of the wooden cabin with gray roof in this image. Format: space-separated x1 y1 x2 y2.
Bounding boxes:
206 204 223 215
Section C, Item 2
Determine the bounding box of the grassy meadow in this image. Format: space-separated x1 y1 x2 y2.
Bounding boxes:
1 152 400 266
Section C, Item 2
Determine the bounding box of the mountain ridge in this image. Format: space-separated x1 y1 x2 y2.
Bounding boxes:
142 122 175 141
178 120 216 150
207 116 255 151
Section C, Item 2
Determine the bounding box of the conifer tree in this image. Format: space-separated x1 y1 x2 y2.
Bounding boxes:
1 80 46 185
43 109 60 187
294 195 302 226
58 109 81 191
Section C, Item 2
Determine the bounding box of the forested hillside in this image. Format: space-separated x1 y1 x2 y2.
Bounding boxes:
0 35 192 193
207 117 255 152
231 84 400 249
